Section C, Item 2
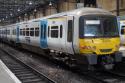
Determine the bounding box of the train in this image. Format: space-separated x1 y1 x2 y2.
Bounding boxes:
0 8 122 70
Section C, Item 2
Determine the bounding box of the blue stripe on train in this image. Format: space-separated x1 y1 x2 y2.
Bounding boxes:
16 25 20 43
40 19 48 48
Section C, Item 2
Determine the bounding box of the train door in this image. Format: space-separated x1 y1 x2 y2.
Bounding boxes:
40 20 48 48
47 17 66 52
65 16 74 54
120 23 125 45
16 25 20 43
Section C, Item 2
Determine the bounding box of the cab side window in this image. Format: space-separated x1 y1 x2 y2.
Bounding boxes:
121 26 125 35
67 20 73 42
60 25 63 38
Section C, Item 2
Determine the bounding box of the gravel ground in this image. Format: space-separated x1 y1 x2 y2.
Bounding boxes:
0 43 94 83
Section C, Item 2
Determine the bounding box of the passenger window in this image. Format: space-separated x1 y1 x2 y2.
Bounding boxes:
35 27 39 37
51 26 58 38
60 25 63 38
67 20 73 42
26 28 29 36
30 28 34 36
23 28 25 36
48 26 50 37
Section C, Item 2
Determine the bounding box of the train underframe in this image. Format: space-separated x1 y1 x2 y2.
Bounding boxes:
1 40 123 70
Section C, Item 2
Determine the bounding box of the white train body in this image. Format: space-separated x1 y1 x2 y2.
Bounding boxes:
0 8 122 70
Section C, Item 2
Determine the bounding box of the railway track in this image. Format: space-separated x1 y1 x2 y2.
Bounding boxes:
0 49 56 83
79 70 125 83
1 43 125 83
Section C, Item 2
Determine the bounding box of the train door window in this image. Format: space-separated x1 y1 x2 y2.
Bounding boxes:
121 26 125 35
60 25 63 38
26 28 29 36
30 28 34 36
48 26 50 37
35 27 39 37
44 24 46 39
51 26 58 38
67 20 73 42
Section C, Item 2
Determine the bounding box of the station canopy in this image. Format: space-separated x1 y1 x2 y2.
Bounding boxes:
0 0 58 21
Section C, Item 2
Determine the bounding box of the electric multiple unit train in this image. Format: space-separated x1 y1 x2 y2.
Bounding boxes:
0 8 122 70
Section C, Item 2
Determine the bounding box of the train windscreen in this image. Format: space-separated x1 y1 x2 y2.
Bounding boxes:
79 15 119 38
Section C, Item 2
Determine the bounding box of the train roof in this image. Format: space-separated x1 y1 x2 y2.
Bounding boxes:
3 7 113 27
30 7 113 22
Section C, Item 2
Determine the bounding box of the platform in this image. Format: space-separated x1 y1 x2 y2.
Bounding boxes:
0 60 21 83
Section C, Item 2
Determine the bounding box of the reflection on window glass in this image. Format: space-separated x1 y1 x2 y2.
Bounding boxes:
84 24 102 36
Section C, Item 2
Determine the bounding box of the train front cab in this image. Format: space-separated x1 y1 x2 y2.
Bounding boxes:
78 15 122 70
